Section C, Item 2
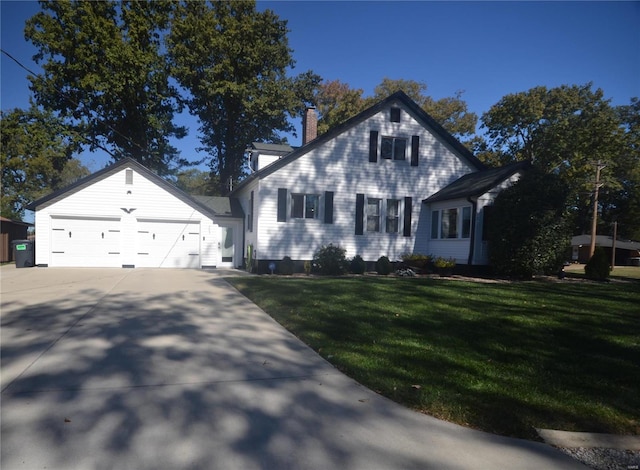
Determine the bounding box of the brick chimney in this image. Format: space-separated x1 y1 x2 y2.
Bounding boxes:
302 107 318 145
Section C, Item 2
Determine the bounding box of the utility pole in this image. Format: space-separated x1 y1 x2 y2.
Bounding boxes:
589 162 605 259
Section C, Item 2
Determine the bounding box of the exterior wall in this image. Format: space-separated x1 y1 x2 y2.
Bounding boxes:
34 166 221 268
424 198 473 263
241 101 478 264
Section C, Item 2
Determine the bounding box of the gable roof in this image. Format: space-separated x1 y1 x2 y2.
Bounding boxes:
423 161 529 203
231 91 485 195
26 157 243 219
191 195 244 218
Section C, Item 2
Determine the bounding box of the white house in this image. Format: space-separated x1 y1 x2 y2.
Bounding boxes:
232 91 525 273
26 158 244 268
28 91 524 271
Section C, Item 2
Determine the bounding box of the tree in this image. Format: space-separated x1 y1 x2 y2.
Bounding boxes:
167 1 320 194
315 80 366 135
173 168 218 196
372 78 478 141
25 0 187 175
487 167 571 279
480 83 630 235
315 78 478 143
1 106 88 219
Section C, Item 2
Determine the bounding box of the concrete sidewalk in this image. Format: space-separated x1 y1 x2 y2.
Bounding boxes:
1 266 587 469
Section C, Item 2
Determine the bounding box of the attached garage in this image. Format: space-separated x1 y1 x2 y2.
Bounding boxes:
136 219 200 268
27 158 244 269
50 216 122 268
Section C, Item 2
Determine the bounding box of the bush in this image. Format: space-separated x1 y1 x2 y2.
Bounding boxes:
434 257 456 269
350 255 366 274
279 256 294 275
375 256 392 275
585 247 610 281
313 244 347 275
487 167 571 279
401 253 432 271
303 260 312 275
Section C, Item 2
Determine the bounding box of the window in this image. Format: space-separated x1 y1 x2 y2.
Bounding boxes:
390 108 401 122
367 198 381 232
462 206 471 238
125 169 133 184
291 194 318 219
431 206 473 239
386 199 400 233
381 137 406 160
441 209 458 238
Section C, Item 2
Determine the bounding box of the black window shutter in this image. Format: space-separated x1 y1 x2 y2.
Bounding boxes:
324 191 334 224
369 131 378 163
403 197 412 237
355 193 364 235
277 188 287 222
411 135 419 166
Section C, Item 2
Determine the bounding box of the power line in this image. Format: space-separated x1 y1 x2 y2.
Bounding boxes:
1 48 169 163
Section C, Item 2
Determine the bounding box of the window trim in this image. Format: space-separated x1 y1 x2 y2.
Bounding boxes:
386 198 400 233
381 136 407 161
366 197 382 232
291 193 319 220
431 206 473 240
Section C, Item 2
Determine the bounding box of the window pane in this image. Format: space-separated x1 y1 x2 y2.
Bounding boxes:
462 207 471 238
367 198 380 232
394 139 406 160
431 211 439 238
441 209 458 238
305 195 318 219
381 137 393 159
386 199 399 233
291 194 304 218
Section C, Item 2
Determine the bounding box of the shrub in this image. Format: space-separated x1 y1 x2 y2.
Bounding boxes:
401 253 432 270
350 255 366 274
313 244 347 275
487 167 571 279
434 257 456 269
279 256 294 275
375 256 392 275
303 260 312 275
585 247 610 281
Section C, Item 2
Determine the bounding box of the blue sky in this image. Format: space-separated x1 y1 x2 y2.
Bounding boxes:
2 1 639 173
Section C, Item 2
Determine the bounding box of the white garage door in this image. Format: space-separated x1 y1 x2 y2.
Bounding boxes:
136 220 200 268
50 217 122 267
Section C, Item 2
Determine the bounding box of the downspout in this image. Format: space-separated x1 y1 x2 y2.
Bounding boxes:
466 196 477 266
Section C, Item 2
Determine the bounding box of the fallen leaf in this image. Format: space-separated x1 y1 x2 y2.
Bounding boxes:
358 399 369 403
64 418 71 423
411 384 422 390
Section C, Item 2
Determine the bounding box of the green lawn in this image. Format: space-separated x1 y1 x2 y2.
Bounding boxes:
565 264 640 280
228 275 639 440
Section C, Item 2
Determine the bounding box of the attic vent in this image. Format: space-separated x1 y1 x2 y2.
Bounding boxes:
125 169 133 185
390 108 401 123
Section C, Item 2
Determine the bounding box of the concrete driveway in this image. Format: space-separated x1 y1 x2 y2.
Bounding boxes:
1 266 586 469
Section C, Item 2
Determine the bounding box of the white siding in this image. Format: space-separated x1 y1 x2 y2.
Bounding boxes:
34 166 220 268
240 101 478 262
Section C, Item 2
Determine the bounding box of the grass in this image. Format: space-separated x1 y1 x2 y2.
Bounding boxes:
228 275 640 440
565 263 640 280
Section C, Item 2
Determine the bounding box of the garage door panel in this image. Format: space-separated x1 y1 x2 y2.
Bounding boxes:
50 217 121 267
136 220 200 268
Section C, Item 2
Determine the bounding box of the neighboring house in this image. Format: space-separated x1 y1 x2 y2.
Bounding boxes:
26 158 244 268
0 216 32 263
570 235 640 266
232 91 525 273
27 91 525 271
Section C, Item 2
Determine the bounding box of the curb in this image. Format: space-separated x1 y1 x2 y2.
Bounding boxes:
537 429 640 450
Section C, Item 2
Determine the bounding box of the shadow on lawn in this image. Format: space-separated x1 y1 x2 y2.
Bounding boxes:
230 276 640 439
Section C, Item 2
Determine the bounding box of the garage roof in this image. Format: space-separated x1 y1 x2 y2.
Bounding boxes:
26 158 243 220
